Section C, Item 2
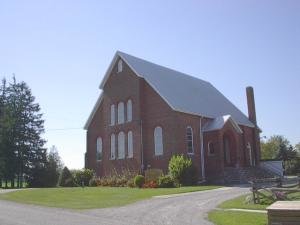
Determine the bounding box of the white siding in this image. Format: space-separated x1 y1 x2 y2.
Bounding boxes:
154 126 163 156
126 99 132 122
96 137 102 161
110 134 116 159
127 131 133 158
110 104 115 126
118 132 125 159
117 102 125 124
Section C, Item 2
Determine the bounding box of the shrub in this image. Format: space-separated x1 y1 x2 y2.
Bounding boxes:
74 169 94 186
143 180 158 188
145 169 163 183
89 177 97 187
134 175 145 188
95 168 137 187
158 175 175 188
58 167 76 187
168 155 198 186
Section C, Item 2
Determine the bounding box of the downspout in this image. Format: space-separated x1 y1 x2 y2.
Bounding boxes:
200 117 206 181
140 119 144 174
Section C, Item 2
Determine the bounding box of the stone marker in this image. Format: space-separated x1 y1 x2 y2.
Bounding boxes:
267 201 300 225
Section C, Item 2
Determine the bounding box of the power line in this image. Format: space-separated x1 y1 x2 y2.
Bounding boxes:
45 127 83 131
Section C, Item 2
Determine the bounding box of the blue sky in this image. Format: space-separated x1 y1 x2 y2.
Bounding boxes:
0 0 299 169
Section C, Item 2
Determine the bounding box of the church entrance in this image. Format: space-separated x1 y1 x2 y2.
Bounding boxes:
223 132 237 167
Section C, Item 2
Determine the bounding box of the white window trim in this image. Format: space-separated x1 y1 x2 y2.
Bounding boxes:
96 137 102 161
186 126 194 155
127 131 133 158
126 99 132 122
118 132 125 159
110 104 115 126
154 126 163 156
208 141 215 156
117 102 125 124
117 59 123 73
110 134 116 160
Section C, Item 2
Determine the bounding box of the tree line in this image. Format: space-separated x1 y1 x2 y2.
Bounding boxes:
261 135 300 175
0 77 62 188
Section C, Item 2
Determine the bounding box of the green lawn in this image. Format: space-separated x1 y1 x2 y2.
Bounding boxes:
0 186 220 209
208 211 267 225
219 191 300 211
209 191 300 225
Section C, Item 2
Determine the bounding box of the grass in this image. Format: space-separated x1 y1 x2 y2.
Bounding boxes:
0 185 220 209
209 191 300 225
208 211 267 225
219 191 300 211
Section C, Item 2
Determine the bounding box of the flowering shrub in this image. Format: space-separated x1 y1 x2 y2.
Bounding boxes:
143 181 158 188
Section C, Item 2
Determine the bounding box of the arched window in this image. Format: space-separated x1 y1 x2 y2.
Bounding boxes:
96 137 102 161
186 126 194 154
208 142 215 156
118 132 125 159
126 99 132 122
117 59 123 73
117 102 125 124
127 131 133 158
110 104 115 126
154 126 163 156
110 134 116 159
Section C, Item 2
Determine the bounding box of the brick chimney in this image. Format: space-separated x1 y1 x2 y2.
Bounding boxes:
246 86 260 165
246 86 257 125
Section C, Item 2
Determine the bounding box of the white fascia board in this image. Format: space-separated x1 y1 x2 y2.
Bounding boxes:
84 94 103 130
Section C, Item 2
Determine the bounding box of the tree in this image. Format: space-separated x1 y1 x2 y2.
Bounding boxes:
10 77 46 187
261 135 290 160
0 76 46 188
58 166 75 187
295 143 300 157
46 146 64 186
26 146 64 187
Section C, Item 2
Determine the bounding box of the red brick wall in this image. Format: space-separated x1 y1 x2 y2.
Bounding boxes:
87 57 142 176
86 57 259 181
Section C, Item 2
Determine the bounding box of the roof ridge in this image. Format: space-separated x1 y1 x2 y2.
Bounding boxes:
117 51 211 85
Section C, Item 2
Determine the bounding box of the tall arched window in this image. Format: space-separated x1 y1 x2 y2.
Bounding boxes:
127 131 133 158
154 126 163 156
110 134 116 159
117 102 125 124
186 126 194 154
126 99 132 122
110 104 115 126
118 132 125 159
96 137 102 161
117 59 123 73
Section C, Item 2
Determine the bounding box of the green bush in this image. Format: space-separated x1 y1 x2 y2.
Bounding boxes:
58 167 76 187
74 169 94 186
134 175 145 188
158 175 175 188
168 155 198 186
89 177 97 187
145 169 163 183
95 168 137 187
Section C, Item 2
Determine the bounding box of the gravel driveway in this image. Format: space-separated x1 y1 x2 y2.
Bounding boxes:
0 186 249 225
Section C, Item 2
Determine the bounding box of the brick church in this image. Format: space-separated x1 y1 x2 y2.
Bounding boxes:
84 51 261 182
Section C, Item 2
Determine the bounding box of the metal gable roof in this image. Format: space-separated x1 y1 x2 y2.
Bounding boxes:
202 115 243 133
85 51 254 129
117 51 254 128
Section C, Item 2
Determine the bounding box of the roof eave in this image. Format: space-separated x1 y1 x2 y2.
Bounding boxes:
84 94 103 130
